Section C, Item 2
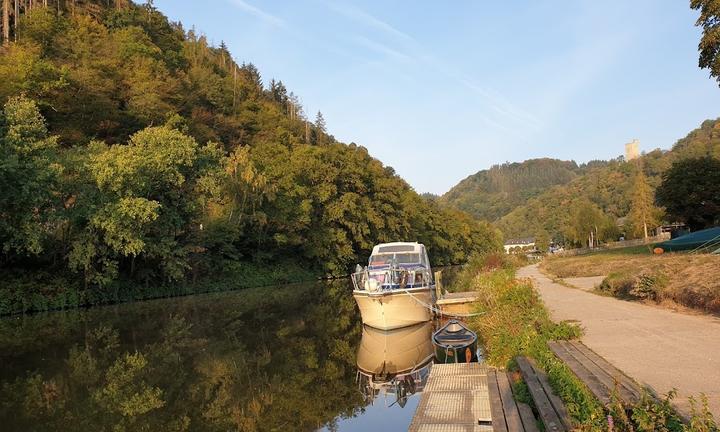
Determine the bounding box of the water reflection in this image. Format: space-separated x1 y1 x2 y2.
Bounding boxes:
356 322 434 408
0 281 366 432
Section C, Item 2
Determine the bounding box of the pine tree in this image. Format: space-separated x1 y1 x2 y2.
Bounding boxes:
314 111 326 144
315 111 326 133
628 165 661 239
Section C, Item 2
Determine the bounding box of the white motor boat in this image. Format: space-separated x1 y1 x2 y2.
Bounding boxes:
351 242 436 330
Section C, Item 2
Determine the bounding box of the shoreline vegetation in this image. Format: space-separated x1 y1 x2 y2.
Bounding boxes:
0 261 318 316
461 253 718 431
0 2 501 315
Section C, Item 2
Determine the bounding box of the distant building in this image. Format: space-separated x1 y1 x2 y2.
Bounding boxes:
504 237 536 254
625 139 640 161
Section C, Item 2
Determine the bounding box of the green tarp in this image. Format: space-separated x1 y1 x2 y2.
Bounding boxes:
655 227 720 252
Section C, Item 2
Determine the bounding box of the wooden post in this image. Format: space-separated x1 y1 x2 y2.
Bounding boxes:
434 270 443 299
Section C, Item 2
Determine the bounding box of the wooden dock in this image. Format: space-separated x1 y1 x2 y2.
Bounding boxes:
408 363 493 431
436 292 480 316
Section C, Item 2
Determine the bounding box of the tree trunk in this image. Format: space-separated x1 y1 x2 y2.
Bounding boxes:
2 0 10 46
13 0 18 42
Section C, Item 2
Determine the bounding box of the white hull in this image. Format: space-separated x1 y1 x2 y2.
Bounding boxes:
357 321 434 376
353 287 434 330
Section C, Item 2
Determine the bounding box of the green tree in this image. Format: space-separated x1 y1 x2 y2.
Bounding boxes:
0 96 59 255
627 165 663 238
69 126 222 285
691 0 720 86
535 229 551 252
655 156 720 230
564 200 618 247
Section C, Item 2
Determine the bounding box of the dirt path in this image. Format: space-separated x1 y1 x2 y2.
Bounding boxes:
518 263 720 420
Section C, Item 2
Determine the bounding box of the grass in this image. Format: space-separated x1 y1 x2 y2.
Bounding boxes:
461 252 719 431
460 253 606 429
542 250 720 314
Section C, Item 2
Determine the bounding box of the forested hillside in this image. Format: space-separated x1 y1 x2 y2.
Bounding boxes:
496 119 720 244
0 2 500 314
441 158 586 221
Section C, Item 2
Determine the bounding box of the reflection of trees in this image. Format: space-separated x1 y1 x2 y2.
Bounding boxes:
0 281 364 431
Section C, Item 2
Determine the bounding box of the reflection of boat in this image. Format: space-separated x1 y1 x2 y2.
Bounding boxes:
432 320 478 363
356 322 434 407
351 242 436 330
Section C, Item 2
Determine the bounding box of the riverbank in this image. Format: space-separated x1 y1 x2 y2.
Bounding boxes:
461 253 718 430
0 261 317 316
459 254 605 428
520 263 720 426
542 248 720 315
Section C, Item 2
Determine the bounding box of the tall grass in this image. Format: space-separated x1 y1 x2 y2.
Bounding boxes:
461 253 605 428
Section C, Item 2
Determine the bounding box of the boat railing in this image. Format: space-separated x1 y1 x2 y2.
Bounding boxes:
351 268 434 291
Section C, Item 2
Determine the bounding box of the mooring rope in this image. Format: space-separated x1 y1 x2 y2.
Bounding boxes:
398 287 486 318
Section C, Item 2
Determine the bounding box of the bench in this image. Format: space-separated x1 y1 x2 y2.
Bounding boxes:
547 340 641 406
487 368 540 432
515 356 572 432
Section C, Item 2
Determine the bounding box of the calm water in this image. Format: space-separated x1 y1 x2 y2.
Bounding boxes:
0 279 432 431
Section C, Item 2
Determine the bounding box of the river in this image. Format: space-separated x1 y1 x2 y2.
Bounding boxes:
0 278 437 431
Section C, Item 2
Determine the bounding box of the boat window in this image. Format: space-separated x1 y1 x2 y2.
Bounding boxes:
369 253 421 266
369 255 389 266
377 245 416 253
395 253 420 264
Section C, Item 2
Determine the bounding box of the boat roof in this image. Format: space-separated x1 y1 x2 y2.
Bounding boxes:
371 242 425 255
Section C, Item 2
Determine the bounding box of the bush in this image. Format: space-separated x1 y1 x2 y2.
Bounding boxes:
598 271 665 301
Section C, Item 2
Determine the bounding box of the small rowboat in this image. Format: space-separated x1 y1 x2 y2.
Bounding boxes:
432 319 478 363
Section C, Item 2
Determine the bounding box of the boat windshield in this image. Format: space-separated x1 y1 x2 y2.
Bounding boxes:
369 253 421 266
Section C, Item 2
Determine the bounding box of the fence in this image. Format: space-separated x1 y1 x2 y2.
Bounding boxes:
555 233 670 257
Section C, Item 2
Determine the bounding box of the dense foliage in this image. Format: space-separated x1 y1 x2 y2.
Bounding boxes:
691 0 720 86
494 120 720 246
441 158 587 221
656 156 720 230
0 2 501 314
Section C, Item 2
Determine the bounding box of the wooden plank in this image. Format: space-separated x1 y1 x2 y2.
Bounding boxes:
507 372 540 432
548 341 611 405
526 358 572 431
569 341 641 402
516 402 540 432
496 370 524 432
516 357 567 432
507 373 540 432
487 370 509 432
557 341 636 404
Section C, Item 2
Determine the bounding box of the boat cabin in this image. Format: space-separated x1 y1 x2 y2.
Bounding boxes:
368 242 430 270
352 242 434 292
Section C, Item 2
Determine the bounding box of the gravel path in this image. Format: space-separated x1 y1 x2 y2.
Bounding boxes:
518 263 720 420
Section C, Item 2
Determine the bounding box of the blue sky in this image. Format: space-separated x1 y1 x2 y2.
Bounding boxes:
154 0 718 195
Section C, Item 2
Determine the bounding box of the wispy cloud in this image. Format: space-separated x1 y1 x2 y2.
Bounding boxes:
353 36 413 62
327 1 543 138
227 0 285 27
460 79 543 129
328 2 413 42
